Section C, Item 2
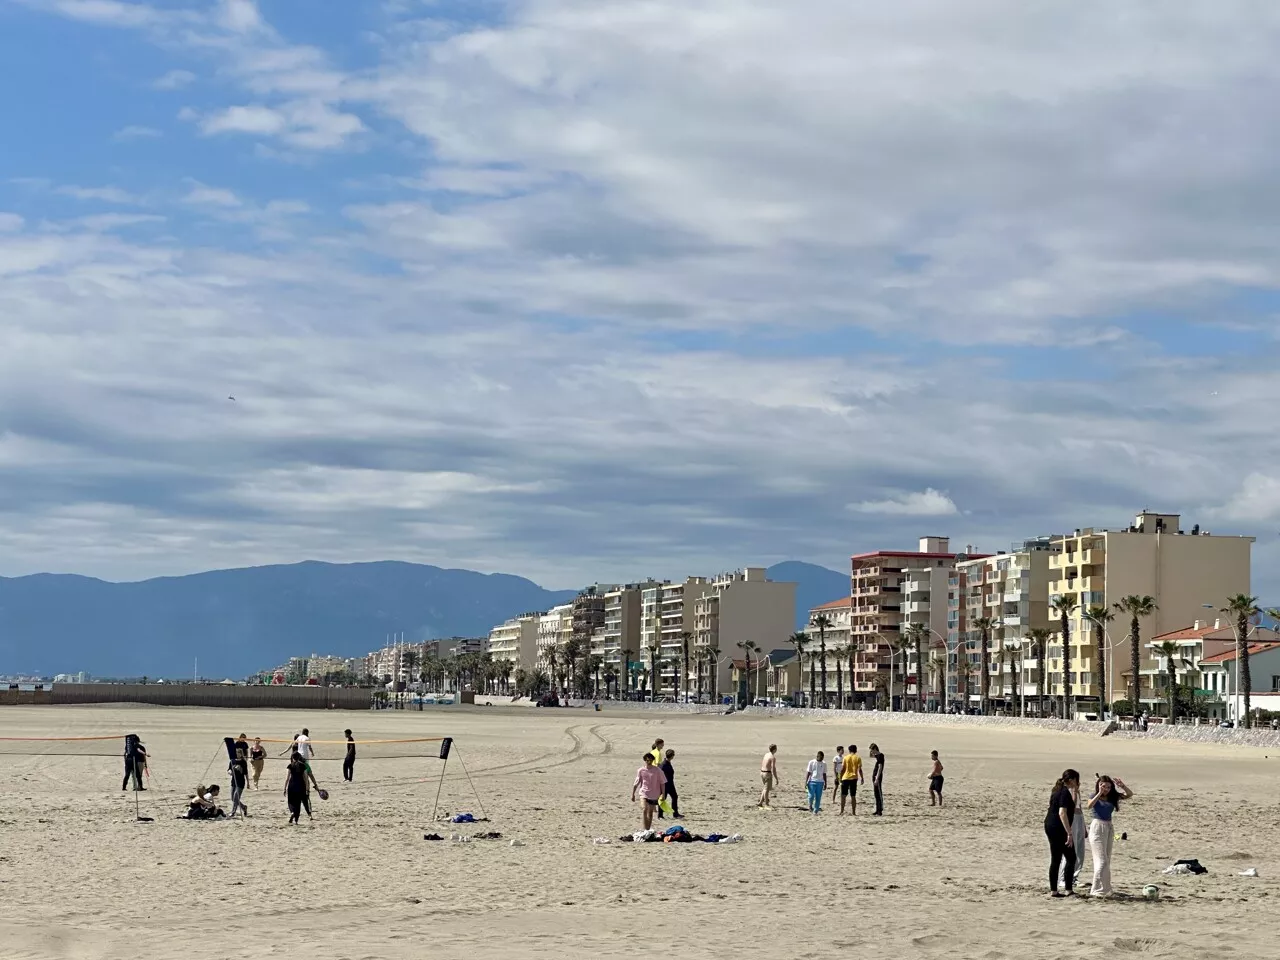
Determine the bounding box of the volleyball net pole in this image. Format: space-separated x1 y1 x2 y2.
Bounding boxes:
430 737 451 823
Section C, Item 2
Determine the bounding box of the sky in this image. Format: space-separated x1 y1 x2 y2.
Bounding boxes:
2 0 1279 593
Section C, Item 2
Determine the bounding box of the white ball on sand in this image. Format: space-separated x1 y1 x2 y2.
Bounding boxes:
1142 884 1160 900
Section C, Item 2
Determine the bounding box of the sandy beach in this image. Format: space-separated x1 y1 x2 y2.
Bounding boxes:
1 704 1276 960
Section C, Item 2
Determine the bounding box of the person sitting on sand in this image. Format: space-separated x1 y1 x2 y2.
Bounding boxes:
632 753 668 831
759 744 779 809
186 784 224 819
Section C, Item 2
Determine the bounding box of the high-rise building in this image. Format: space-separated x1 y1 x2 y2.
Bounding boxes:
536 604 574 673
802 596 852 706
590 581 660 693
639 578 711 696
487 612 540 670
955 538 1054 710
1047 511 1253 713
691 568 797 701
850 537 987 708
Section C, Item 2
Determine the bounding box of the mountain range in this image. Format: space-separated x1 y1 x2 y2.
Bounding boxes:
0 560 848 679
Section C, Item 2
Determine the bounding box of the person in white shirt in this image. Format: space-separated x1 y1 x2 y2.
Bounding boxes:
830 746 845 802
282 729 320 791
805 750 827 813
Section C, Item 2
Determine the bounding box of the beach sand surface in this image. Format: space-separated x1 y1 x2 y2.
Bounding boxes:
1 704 1276 959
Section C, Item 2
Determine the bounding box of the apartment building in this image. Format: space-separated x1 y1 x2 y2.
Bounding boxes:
487 612 540 670
639 578 709 695
1047 511 1253 713
691 568 797 701
536 604 574 672
850 537 985 708
425 637 486 659
801 596 853 706
571 585 612 650
955 538 1054 710
590 581 659 691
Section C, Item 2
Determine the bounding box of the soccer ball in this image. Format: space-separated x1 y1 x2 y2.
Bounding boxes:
1142 884 1160 901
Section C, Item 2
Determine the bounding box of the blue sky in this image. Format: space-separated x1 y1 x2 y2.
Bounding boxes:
2 0 1280 595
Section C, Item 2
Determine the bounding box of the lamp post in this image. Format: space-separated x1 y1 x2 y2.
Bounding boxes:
1082 612 1117 721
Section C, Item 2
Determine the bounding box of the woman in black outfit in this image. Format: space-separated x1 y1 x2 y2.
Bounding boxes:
1045 768 1080 897
285 751 310 824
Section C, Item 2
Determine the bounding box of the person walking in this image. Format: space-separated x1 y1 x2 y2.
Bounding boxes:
927 750 944 807
830 746 845 803
228 746 250 818
759 744 780 809
1045 769 1080 897
1084 774 1133 897
838 744 863 815
660 748 680 818
869 743 885 816
249 737 266 788
284 751 309 825
805 750 827 813
342 729 356 783
631 752 668 831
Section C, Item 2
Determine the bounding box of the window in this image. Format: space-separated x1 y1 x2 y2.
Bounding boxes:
1272 675 1280 693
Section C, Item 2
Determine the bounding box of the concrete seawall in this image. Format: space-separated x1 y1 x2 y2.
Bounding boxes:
0 683 374 710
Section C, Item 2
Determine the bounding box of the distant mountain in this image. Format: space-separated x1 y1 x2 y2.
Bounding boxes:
766 560 848 627
0 561 575 679
0 558 849 679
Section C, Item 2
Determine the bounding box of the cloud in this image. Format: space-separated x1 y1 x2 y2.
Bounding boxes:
182 183 241 207
43 0 161 28
193 101 364 149
0 213 23 232
199 104 286 136
55 185 141 204
850 490 960 518
1209 474 1280 524
113 125 163 140
153 69 195 90
217 0 263 34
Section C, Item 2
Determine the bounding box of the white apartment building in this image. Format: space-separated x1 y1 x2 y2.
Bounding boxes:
692 568 797 701
801 596 852 706
955 538 1053 711
536 603 574 673
639 578 710 695
487 612 540 670
589 582 657 690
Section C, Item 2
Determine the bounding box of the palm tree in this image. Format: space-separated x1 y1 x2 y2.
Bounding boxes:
812 613 832 706
904 623 927 711
645 639 660 700
832 643 847 710
1084 605 1114 717
847 641 859 709
929 653 946 711
972 616 995 715
1226 595 1261 729
400 649 420 693
679 631 693 704
1027 627 1051 716
888 634 911 711
587 654 603 698
789 631 811 705
1114 595 1157 720
706 645 721 703
1154 639 1184 721
1050 593 1078 718
872 673 889 710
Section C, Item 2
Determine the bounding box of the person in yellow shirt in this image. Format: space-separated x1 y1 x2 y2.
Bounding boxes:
649 738 665 765
839 743 864 816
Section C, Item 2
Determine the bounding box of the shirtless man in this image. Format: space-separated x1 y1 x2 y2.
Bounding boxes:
759 744 779 809
928 750 944 807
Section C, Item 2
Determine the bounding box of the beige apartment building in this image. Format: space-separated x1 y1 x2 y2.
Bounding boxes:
851 537 986 708
487 612 540 670
589 581 660 692
955 538 1054 710
1048 511 1254 714
639 578 710 695
691 568 797 700
801 596 853 706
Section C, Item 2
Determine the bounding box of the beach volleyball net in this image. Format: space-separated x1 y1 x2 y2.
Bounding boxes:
0 734 132 756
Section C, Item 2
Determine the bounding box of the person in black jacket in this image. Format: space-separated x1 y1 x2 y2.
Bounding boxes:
121 736 147 792
343 729 356 782
660 748 680 818
1045 769 1081 897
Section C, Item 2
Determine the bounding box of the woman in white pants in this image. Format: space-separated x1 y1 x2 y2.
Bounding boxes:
1084 775 1133 897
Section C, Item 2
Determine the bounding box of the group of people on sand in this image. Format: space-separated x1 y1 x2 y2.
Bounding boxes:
1045 768 1133 898
796 744 939 815
181 728 358 824
630 738 679 829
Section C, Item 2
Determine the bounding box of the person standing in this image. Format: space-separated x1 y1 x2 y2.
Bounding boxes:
649 738 665 765
121 736 147 792
869 743 885 816
660 748 680 818
631 752 668 830
284 751 309 825
758 744 780 809
290 728 320 792
838 744 863 815
1060 775 1085 888
1044 769 1080 897
830 746 845 803
249 738 266 788
1084 775 1132 897
927 750 944 807
228 747 250 818
805 750 827 813
343 729 356 782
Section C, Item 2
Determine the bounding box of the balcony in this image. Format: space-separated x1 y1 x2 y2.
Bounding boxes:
1002 615 1022 627
903 600 930 615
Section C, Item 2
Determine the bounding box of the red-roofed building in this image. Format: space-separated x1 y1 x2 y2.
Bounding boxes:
1146 622 1279 722
850 536 990 709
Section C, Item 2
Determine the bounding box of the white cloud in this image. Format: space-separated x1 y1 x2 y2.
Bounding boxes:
199 104 287 136
44 0 161 28
217 0 263 33
55 185 140 204
113 125 163 140
1209 474 1280 524
182 184 242 207
850 490 960 518
153 69 195 90
0 213 23 232
194 101 364 149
